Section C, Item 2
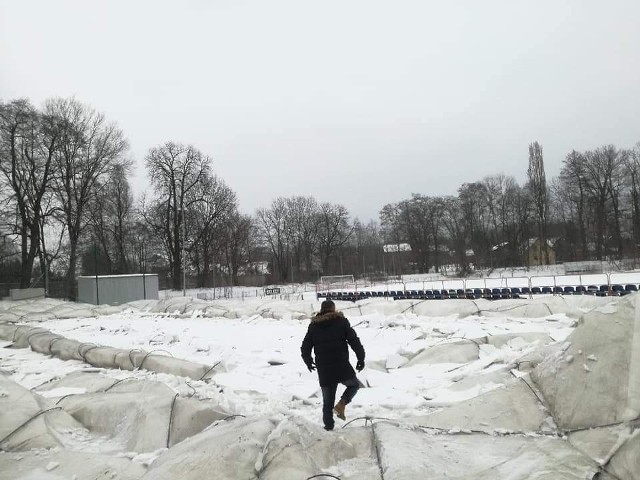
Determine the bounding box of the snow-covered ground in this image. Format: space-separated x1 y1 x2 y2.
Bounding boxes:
1 293 638 479
2 300 574 418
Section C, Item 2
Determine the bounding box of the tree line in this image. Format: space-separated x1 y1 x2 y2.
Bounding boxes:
2 97 640 297
379 142 640 275
0 97 353 295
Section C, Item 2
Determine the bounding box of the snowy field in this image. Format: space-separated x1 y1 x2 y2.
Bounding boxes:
0 292 639 479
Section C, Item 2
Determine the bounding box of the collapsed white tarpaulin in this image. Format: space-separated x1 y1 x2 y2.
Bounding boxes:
0 324 224 381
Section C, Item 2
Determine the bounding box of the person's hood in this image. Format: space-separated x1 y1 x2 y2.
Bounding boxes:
311 311 344 324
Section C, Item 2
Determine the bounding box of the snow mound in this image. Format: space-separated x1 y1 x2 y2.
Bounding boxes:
532 294 640 430
0 325 225 381
55 377 229 452
410 378 554 434
406 340 480 366
143 416 275 479
0 449 146 480
0 375 86 451
373 423 600 479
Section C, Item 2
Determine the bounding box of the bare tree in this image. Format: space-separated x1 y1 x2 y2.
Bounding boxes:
558 151 588 259
48 98 129 299
527 141 549 263
0 99 61 287
626 143 640 249
256 198 291 282
581 145 625 259
286 196 320 278
88 162 135 274
317 202 352 273
144 142 224 290
458 182 491 268
219 212 254 285
188 174 236 287
441 196 469 273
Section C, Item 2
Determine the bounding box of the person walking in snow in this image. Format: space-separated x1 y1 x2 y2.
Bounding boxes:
301 299 366 431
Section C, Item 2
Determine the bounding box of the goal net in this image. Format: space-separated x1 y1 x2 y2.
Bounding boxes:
319 275 355 290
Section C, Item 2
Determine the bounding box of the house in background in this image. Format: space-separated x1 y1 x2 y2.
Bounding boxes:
526 238 556 266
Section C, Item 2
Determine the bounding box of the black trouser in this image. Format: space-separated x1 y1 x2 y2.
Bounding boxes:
320 377 360 429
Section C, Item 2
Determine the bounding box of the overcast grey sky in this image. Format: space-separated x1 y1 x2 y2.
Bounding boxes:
2 0 639 222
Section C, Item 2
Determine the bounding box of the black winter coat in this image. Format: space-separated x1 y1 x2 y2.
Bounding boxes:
300 312 365 386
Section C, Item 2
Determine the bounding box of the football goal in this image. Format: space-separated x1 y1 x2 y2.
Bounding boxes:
319 275 355 289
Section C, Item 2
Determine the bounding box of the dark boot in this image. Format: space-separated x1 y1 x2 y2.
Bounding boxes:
334 399 346 420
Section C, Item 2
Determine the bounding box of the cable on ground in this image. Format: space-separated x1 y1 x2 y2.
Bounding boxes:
128 348 144 368
0 407 62 450
199 360 222 381
223 414 247 421
77 343 98 362
138 349 174 370
371 422 385 480
166 393 179 448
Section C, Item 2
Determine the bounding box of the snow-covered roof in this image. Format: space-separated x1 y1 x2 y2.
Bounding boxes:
491 241 509 252
78 273 158 279
527 237 557 249
383 243 412 253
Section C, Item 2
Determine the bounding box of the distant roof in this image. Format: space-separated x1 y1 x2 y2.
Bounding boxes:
491 241 509 251
383 243 412 253
527 237 557 248
78 273 158 279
